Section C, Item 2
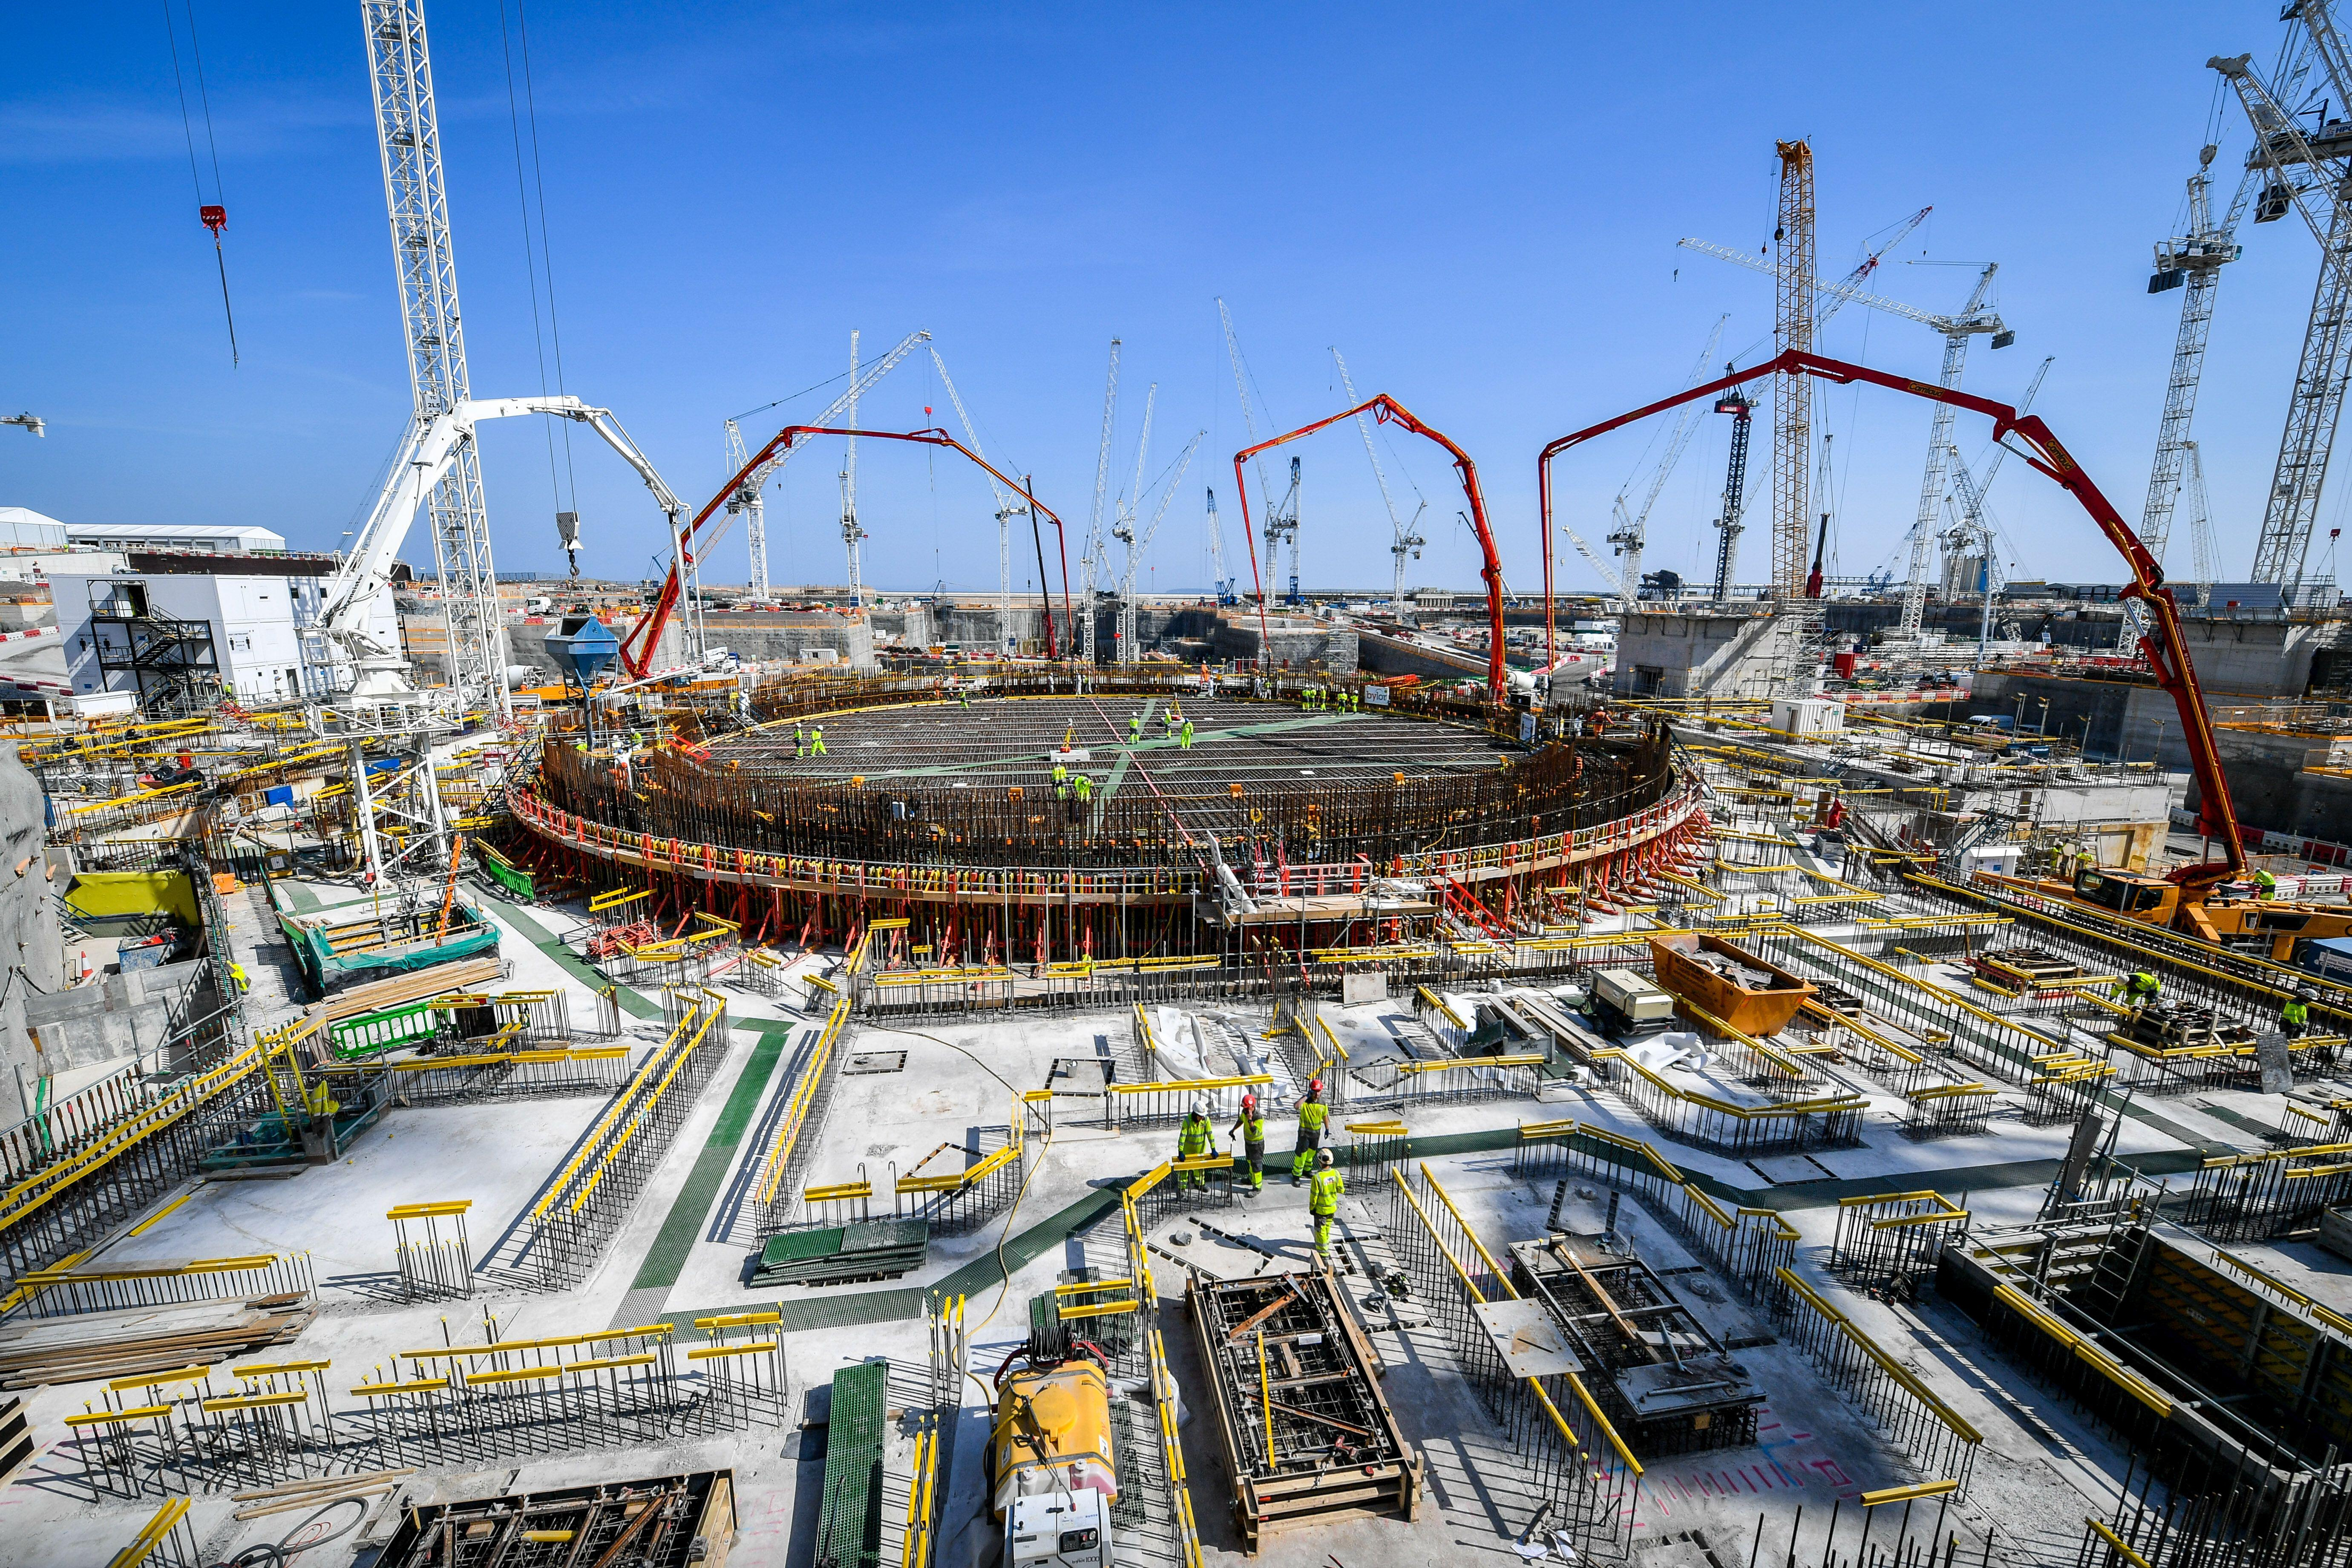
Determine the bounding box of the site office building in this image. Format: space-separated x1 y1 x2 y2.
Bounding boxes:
49 524 394 707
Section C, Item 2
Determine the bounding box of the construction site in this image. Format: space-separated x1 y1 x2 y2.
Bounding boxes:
13 4 2352 1568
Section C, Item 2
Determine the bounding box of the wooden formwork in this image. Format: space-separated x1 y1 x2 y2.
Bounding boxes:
1186 1263 1419 1551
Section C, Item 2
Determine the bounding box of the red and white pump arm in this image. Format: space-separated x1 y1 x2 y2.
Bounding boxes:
1536 348 2245 886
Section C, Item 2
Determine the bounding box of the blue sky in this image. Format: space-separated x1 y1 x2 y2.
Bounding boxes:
0 3 2337 596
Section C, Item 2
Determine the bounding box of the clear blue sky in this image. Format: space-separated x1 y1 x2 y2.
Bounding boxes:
0 3 2335 597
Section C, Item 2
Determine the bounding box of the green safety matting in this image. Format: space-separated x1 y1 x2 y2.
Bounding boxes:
818 1360 889 1568
752 1220 929 1288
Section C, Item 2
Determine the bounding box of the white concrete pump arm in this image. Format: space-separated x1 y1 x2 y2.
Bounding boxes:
321 396 684 655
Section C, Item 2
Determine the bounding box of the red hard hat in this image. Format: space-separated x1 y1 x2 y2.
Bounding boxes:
1309 1078 1323 1095
1242 1093 1258 1111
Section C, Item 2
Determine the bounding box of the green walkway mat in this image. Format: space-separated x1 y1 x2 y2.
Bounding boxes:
819 1360 890 1568
753 1219 930 1287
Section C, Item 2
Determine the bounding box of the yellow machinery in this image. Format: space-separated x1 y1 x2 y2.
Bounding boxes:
1999 866 2352 964
991 1358 1116 1568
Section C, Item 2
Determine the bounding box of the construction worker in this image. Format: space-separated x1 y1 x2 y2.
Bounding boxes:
2284 989 2315 1040
1180 718 1195 750
2254 868 2280 901
1230 1091 1267 1194
1051 760 1068 794
1129 713 1143 743
794 721 808 758
1074 773 1094 807
1177 1101 1217 1191
809 725 826 756
2125 970 2162 1013
1290 1077 1329 1184
229 961 249 994
1309 1148 1344 1258
959 688 971 710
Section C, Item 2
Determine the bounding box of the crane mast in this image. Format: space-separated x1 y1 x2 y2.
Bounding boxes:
1771 140 1817 619
1710 383 1755 601
361 0 507 720
1110 382 1157 662
725 418 766 598
841 329 866 611
1083 339 1120 663
2215 15 2352 593
1265 457 1302 606
1897 264 2004 639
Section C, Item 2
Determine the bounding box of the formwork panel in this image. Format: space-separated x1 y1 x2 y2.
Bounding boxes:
1185 1265 1419 1551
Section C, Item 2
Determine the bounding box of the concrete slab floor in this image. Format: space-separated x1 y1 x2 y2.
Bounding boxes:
18 863 2352 1568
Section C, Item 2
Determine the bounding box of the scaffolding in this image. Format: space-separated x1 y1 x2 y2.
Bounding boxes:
1943 1216 2352 1559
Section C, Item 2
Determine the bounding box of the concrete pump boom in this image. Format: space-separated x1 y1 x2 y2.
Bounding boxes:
620 426 1073 679
1537 348 2246 886
1232 396 1507 702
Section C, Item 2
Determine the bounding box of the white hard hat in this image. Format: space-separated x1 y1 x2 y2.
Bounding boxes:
1192 1097 1209 1118
1316 1148 1334 1167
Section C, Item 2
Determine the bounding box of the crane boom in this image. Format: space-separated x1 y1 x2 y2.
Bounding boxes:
323 395 680 662
2214 42 2352 592
925 346 1020 653
1604 316 1726 613
1539 347 2246 885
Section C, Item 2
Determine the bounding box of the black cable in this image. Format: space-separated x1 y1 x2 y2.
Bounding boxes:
498 0 564 518
208 1492 368 1568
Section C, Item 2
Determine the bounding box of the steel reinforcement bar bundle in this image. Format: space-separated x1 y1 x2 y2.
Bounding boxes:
525 989 730 1289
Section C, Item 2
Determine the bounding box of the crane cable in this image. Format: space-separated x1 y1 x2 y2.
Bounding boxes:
498 0 579 527
162 1 237 366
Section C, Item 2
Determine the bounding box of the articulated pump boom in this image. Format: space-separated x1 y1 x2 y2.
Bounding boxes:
1533 349 2343 949
321 395 682 703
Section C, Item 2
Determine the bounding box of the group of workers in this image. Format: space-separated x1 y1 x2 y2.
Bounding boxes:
1175 1078 1342 1256
1298 685 1359 712
792 722 826 758
1124 710 1195 748
2124 966 2320 1039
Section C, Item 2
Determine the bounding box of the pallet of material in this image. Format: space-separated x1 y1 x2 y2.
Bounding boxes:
0 1292 314 1388
750 1220 929 1288
1186 1263 1420 1550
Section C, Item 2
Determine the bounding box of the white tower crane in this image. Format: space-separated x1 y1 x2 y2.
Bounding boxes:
725 418 765 598
1082 339 1120 663
1681 223 2009 641
1109 380 1157 661
1598 316 1726 613
1330 347 1425 614
923 346 1020 653
2214 14 2352 593
718 330 932 637
360 0 511 720
1116 431 1205 661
